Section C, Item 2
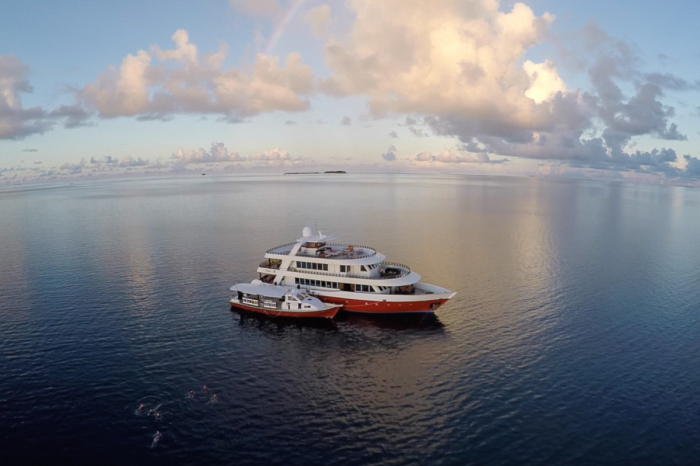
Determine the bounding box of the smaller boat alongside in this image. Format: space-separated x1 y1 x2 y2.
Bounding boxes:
230 280 340 319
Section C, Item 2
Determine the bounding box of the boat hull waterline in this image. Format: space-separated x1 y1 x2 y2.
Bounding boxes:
312 292 452 314
230 301 340 319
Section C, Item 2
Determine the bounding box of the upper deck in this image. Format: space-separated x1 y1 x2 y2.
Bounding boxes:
266 242 378 261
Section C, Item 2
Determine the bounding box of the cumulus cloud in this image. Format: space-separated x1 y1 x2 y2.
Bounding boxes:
381 145 397 161
305 5 331 39
60 157 87 174
119 155 149 167
253 147 291 161
79 30 314 121
315 1 697 178
320 1 559 123
340 116 352 126
252 147 312 167
0 55 53 139
172 142 244 164
684 155 700 176
0 54 96 140
151 29 198 63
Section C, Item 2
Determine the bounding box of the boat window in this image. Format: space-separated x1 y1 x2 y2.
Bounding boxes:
361 265 367 272
340 265 348 273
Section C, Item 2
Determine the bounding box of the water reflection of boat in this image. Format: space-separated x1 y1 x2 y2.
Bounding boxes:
336 311 445 331
256 227 456 314
232 307 339 331
229 280 340 319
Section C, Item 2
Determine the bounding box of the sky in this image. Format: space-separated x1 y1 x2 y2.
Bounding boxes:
2 0 700 185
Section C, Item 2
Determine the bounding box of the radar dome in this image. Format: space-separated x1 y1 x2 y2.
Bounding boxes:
251 279 263 285
302 226 313 238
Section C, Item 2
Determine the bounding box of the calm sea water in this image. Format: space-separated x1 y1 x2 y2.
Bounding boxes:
1 174 700 465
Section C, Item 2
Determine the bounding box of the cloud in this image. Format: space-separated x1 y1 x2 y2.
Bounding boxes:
523 60 567 104
285 120 296 125
305 5 331 39
684 155 700 176
48 104 93 128
0 54 54 139
1 54 96 140
381 145 396 161
172 142 244 164
252 147 312 167
60 157 87 174
415 150 494 164
643 72 699 92
253 147 291 161
409 126 428 138
340 116 352 126
389 130 398 138
79 30 315 121
151 30 198 63
315 2 695 178
21 148 38 152
320 1 559 124
119 155 149 167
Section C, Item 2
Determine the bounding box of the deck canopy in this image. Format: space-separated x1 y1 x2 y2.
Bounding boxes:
231 282 289 298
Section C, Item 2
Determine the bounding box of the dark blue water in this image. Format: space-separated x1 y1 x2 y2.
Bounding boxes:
1 174 699 465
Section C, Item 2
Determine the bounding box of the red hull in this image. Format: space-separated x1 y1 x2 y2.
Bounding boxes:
319 296 450 314
230 302 339 319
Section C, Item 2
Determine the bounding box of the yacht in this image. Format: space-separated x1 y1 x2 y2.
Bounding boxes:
230 280 340 319
256 227 455 314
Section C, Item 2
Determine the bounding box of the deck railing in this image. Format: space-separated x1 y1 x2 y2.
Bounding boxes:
266 242 297 254
296 243 377 260
265 242 378 260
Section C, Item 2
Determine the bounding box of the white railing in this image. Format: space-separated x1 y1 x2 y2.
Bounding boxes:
266 242 297 254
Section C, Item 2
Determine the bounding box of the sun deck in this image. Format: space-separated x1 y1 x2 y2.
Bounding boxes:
266 243 378 260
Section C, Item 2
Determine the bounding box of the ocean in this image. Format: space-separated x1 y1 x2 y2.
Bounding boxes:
1 173 699 465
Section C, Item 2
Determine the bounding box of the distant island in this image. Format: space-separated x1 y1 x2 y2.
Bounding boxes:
283 171 347 175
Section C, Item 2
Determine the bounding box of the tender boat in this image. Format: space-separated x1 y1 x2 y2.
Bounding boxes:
255 227 456 314
230 280 340 319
